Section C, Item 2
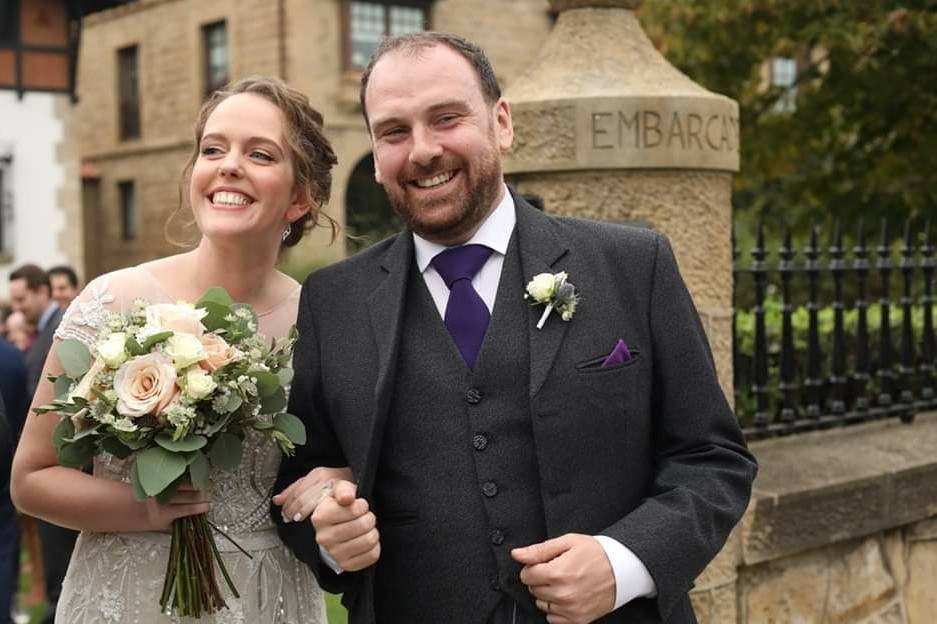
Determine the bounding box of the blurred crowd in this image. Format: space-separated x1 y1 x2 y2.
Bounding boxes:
1 264 80 624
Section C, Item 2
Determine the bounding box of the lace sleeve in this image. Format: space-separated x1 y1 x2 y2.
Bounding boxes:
54 274 116 347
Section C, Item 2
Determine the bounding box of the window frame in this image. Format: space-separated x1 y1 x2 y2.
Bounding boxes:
201 19 228 100
341 0 431 72
117 44 141 140
118 179 136 241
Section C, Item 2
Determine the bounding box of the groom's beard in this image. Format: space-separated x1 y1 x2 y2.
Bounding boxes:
384 147 504 245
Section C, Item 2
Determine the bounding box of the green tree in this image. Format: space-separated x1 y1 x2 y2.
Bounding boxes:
640 1 937 239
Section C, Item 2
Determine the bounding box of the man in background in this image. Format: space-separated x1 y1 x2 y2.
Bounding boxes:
0 331 27 624
8 265 74 624
47 266 79 311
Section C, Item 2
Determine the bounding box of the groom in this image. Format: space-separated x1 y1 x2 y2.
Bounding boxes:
274 32 756 623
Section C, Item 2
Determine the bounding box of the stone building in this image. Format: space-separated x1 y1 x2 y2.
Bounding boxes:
75 0 554 278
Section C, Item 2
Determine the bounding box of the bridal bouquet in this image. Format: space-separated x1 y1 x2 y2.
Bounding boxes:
35 287 305 618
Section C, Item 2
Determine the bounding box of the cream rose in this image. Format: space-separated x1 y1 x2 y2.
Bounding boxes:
98 332 129 369
114 353 179 418
70 357 106 402
199 333 239 372
145 303 207 337
185 367 217 400
165 334 207 370
526 272 559 302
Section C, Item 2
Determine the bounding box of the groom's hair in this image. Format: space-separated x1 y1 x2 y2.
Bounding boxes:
358 31 502 132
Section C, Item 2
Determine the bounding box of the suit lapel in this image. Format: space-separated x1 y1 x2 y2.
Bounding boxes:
360 233 413 494
514 194 572 399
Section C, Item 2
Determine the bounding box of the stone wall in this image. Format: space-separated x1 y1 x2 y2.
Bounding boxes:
690 413 937 624
77 0 553 277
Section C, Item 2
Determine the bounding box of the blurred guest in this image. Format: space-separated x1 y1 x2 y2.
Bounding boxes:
9 265 61 399
0 306 10 340
0 333 27 624
7 265 74 624
47 266 79 311
6 311 35 352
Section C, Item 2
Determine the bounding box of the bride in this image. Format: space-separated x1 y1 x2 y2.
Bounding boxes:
12 76 347 623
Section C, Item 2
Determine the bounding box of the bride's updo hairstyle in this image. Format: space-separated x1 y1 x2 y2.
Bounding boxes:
171 76 339 248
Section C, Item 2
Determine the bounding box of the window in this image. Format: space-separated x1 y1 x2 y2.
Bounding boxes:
771 57 798 113
117 45 140 140
202 20 228 98
345 1 428 71
0 0 18 45
118 180 136 240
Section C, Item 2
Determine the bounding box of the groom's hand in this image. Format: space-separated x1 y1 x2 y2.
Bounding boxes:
311 479 380 572
512 534 616 624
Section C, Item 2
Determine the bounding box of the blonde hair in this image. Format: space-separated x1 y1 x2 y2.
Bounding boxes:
168 76 339 248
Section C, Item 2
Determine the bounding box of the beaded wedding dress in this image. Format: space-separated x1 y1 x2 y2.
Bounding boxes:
52 265 326 624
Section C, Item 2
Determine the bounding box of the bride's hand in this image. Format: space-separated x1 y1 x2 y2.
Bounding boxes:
144 484 211 531
272 466 353 524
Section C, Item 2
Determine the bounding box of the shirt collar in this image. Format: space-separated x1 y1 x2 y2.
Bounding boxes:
37 301 59 331
413 183 516 273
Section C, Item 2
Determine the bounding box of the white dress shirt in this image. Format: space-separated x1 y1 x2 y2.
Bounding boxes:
321 184 657 610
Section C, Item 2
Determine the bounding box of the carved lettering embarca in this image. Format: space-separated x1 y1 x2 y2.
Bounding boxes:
591 109 739 154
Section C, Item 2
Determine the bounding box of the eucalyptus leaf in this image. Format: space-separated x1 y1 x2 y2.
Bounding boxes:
276 368 294 387
57 438 95 469
251 421 275 431
197 287 234 308
199 301 231 332
250 370 280 397
57 339 91 378
130 460 147 501
135 446 188 497
209 433 243 471
53 376 73 400
202 413 232 437
155 433 207 453
101 436 133 459
259 387 286 415
189 452 210 491
225 393 243 414
273 413 306 445
155 477 182 505
52 418 75 451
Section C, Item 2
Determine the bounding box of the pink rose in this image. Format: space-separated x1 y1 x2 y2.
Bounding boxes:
199 333 239 372
113 353 179 418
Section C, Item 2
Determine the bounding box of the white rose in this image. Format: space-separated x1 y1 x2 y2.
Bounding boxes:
145 303 207 337
526 273 557 302
185 367 217 400
165 334 207 370
113 353 179 418
98 332 128 369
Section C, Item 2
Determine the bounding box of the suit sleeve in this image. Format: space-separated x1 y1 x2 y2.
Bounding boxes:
271 279 354 594
599 233 757 620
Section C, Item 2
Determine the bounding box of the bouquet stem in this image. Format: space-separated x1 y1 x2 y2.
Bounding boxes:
159 514 242 618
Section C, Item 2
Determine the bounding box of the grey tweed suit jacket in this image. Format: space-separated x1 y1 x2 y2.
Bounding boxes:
274 192 757 623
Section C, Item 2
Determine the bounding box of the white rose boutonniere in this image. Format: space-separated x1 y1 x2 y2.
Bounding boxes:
525 271 580 329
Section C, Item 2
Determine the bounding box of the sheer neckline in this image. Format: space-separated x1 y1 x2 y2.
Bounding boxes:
137 264 301 318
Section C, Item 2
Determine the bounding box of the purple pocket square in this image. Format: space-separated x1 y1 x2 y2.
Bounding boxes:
601 339 633 368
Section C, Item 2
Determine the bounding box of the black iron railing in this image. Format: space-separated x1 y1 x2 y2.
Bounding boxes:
733 218 936 440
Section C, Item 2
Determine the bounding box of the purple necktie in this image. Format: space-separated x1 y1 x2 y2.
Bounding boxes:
431 244 494 368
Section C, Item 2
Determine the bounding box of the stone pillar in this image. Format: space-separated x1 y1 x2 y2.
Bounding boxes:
504 0 739 400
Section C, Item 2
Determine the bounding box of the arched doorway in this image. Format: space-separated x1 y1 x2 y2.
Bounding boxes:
345 153 399 254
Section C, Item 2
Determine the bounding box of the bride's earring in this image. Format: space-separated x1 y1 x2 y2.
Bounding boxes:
282 223 292 242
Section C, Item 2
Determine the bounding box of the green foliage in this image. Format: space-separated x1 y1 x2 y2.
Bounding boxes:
640 1 937 235
57 339 90 379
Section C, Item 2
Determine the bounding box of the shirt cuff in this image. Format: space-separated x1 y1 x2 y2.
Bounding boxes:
319 544 344 575
594 535 657 609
